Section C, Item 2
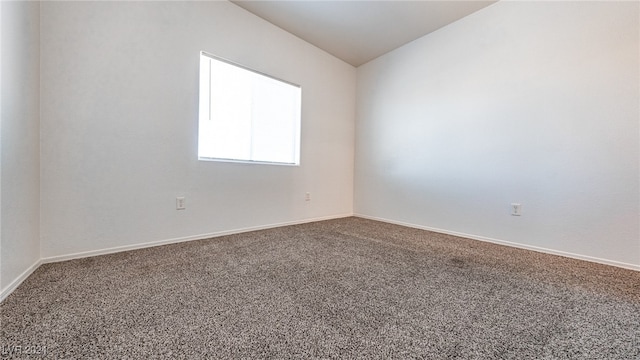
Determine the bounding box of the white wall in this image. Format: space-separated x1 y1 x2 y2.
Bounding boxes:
3 0 637 300
40 1 355 258
1 1 41 292
355 1 639 268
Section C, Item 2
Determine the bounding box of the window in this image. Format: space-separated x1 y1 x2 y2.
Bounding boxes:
198 52 302 165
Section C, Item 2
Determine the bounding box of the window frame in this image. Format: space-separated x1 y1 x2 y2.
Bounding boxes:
198 51 302 166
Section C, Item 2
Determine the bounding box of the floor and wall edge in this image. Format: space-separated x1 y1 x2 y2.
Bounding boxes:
0 213 352 303
3 212 637 303
354 214 640 272
0 258 42 303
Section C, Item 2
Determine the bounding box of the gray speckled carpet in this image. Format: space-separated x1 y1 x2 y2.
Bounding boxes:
1 217 639 359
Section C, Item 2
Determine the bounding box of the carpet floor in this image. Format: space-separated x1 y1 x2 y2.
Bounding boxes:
1 217 639 359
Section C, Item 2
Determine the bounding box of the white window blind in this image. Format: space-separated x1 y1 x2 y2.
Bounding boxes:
198 52 302 165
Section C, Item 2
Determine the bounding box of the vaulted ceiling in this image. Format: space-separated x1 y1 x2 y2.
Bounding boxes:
231 0 497 67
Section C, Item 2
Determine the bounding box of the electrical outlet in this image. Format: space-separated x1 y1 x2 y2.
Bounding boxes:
176 197 186 210
305 192 311 202
511 203 522 216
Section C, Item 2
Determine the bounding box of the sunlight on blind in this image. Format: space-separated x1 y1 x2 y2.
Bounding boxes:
198 53 301 165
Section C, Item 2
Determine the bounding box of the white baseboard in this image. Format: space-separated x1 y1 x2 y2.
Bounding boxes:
354 213 640 272
1 214 352 303
5 212 635 303
40 213 354 265
0 258 42 303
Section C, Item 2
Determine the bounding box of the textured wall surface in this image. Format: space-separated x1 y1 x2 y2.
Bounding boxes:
355 1 639 267
1 1 41 293
40 1 355 258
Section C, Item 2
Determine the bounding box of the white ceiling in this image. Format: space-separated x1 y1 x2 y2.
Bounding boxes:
231 0 497 67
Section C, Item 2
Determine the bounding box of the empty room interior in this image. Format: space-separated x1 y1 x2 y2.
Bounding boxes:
2 0 639 358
